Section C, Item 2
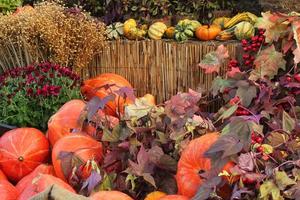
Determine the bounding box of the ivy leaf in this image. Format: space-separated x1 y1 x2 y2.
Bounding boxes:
259 180 283 200
255 12 289 43
81 171 102 194
102 128 119 142
275 171 296 190
125 97 154 119
191 176 222 200
114 86 136 102
250 45 286 81
97 173 116 191
58 151 84 179
292 20 300 64
211 76 236 97
236 81 257 107
266 131 288 147
283 111 296 133
86 95 115 121
216 104 238 122
238 153 254 172
199 45 229 74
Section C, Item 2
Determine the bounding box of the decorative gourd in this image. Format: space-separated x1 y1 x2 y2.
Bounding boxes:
213 17 231 29
176 132 236 198
52 134 103 182
0 180 19 200
124 19 137 35
0 169 7 181
106 22 124 40
90 191 133 200
18 174 75 200
195 25 221 41
174 23 194 42
178 19 201 31
142 94 156 106
144 191 167 200
47 99 86 147
189 20 202 31
177 19 191 26
0 128 49 182
159 195 189 200
165 27 175 39
234 21 255 40
148 22 168 40
16 164 55 194
81 73 133 116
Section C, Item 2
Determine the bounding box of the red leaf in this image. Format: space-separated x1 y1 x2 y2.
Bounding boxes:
199 45 229 74
227 67 242 78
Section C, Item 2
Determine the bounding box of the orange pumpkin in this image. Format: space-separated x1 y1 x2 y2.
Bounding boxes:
81 73 133 116
176 132 236 198
159 195 189 200
18 174 75 200
195 25 221 41
90 191 133 200
16 164 55 194
145 191 167 200
47 99 86 147
52 134 103 182
0 128 49 182
0 169 7 181
0 180 19 200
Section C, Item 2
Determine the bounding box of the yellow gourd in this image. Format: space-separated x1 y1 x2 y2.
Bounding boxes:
124 19 137 35
144 191 167 200
213 17 231 29
148 22 167 40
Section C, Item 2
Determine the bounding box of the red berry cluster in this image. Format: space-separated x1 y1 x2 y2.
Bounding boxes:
241 29 266 68
228 59 240 69
251 133 264 146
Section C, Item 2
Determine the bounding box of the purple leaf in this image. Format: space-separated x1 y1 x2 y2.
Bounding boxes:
81 171 102 194
238 153 254 172
86 95 115 121
114 86 136 101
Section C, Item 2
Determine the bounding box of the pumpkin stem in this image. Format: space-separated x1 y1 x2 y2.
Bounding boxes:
18 156 24 161
198 169 206 175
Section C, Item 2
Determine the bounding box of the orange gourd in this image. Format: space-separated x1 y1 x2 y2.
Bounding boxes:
81 73 133 116
18 174 75 200
47 99 86 147
0 180 19 200
195 25 221 41
145 191 167 200
0 128 49 182
159 195 189 200
16 164 55 194
176 132 236 198
90 191 133 200
52 134 103 182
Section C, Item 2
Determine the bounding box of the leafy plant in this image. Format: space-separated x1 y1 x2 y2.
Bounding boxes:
0 0 22 14
192 11 300 200
0 62 81 131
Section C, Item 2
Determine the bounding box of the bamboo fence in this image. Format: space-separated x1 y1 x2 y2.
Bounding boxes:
82 40 240 104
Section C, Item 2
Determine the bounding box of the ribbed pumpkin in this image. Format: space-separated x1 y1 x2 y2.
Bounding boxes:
16 164 55 194
0 180 19 200
165 27 175 39
213 17 231 29
144 191 167 200
0 128 49 182
18 174 75 200
81 73 133 116
0 169 7 181
195 25 221 41
176 132 236 198
159 195 189 200
148 22 168 40
234 21 255 40
52 134 103 182
90 191 133 200
106 22 124 40
47 99 86 147
174 23 194 42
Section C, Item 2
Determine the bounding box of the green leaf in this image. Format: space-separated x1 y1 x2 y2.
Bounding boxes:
259 180 283 200
236 82 257 107
282 111 296 133
211 76 236 97
275 171 296 190
250 45 286 81
217 104 238 122
97 173 116 191
261 144 274 155
101 128 119 142
125 174 138 190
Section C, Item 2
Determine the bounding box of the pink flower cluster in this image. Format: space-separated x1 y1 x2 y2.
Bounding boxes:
0 62 81 99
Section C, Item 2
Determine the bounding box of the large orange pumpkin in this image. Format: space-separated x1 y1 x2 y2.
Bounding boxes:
90 191 133 200
195 25 221 41
16 164 55 194
0 180 19 200
81 73 133 116
52 134 103 182
176 132 235 198
18 174 75 200
47 99 86 147
145 191 167 200
0 169 7 181
0 128 49 182
159 195 189 200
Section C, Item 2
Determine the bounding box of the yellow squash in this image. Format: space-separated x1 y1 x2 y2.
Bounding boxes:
148 22 168 40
